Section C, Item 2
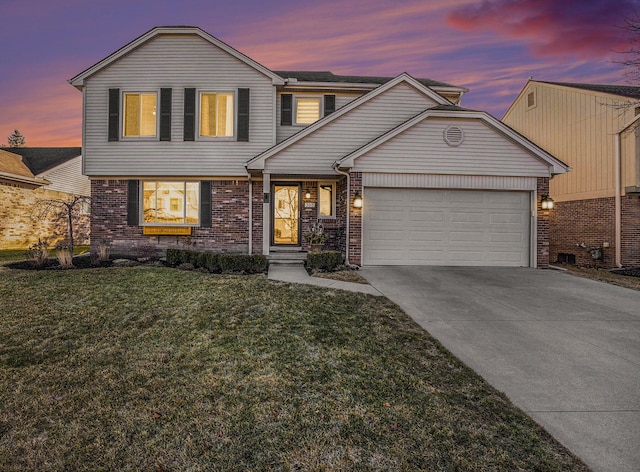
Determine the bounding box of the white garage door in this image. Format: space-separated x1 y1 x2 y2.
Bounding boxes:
363 188 531 266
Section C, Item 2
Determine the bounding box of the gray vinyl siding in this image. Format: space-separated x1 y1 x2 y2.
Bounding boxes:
266 83 438 174
275 92 360 143
83 34 276 176
39 156 91 196
353 118 550 177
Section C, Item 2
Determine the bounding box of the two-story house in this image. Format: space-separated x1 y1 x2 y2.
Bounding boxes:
503 80 640 267
69 26 568 267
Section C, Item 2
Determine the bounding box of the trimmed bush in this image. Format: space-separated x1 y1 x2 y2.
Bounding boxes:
165 249 266 274
306 251 344 271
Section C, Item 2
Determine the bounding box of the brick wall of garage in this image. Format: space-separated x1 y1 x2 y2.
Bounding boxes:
549 195 640 268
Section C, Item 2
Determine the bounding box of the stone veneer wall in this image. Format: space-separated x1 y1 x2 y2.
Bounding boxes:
91 179 262 255
550 195 640 268
0 183 90 249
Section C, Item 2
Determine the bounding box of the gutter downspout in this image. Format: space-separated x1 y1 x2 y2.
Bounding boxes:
615 113 640 267
333 165 351 265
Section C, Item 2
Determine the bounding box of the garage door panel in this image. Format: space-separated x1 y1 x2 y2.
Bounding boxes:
363 188 530 266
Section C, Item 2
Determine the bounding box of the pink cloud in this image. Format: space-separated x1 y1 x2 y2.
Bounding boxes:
447 0 635 59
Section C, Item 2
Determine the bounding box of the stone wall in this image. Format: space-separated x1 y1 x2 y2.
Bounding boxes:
0 183 90 249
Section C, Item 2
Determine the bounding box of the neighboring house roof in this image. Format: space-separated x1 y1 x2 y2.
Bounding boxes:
536 81 640 100
69 26 285 89
0 149 50 188
1 147 82 175
246 73 452 170
274 70 467 92
0 149 35 178
335 107 570 175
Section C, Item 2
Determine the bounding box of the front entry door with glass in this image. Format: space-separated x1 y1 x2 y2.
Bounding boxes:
273 184 300 245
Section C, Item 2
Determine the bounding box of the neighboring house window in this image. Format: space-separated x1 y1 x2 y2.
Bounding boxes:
319 182 336 217
200 92 234 137
123 92 157 137
295 97 321 125
142 181 199 225
526 90 536 110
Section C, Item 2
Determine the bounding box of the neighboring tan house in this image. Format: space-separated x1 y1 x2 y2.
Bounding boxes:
0 147 90 249
68 26 568 267
503 80 640 267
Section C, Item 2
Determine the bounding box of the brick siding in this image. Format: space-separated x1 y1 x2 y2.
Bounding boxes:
348 172 363 265
0 183 89 249
91 179 263 255
549 196 640 268
536 177 550 268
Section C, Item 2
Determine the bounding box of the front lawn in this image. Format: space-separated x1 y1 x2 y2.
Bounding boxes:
0 267 587 471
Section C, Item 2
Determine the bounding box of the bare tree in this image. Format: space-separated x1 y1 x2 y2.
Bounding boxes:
617 15 640 84
7 129 26 147
31 195 90 254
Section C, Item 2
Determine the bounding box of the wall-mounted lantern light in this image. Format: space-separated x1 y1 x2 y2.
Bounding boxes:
541 195 554 210
305 191 311 199
353 192 363 208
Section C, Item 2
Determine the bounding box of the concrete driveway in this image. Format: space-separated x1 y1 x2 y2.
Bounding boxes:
360 266 640 472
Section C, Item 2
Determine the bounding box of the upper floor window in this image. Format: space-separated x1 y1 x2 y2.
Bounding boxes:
295 97 321 125
123 92 157 137
319 182 336 217
200 92 234 137
142 181 199 225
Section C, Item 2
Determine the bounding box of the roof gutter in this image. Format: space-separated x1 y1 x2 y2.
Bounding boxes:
614 113 640 267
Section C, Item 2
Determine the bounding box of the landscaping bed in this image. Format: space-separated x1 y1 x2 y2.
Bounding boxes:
0 268 587 471
558 264 640 291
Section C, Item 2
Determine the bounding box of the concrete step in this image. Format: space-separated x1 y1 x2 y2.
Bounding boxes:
268 251 307 264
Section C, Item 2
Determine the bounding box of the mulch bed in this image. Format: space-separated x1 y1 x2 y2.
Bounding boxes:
610 267 640 277
7 254 116 270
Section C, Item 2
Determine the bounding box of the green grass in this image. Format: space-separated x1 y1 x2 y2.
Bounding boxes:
0 267 588 471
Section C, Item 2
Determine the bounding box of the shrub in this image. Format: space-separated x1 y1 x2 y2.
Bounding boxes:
136 243 159 261
26 239 49 268
97 240 111 262
56 245 74 269
306 251 344 271
165 249 266 274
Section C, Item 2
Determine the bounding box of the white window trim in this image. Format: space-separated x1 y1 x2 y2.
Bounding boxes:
197 90 236 140
121 90 159 140
140 180 201 226
318 181 336 219
293 96 323 126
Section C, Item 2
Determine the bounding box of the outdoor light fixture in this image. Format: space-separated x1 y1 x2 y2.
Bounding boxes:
305 191 311 199
353 192 363 208
541 195 554 210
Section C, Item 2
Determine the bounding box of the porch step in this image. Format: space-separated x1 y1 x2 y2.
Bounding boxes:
268 251 307 264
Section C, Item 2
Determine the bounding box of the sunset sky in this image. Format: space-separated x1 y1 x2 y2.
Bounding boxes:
1 0 637 147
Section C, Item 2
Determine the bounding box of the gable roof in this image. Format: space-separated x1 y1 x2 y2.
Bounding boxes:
335 107 570 175
537 81 640 100
1 147 82 175
274 70 466 91
0 149 35 178
69 26 285 89
246 73 452 170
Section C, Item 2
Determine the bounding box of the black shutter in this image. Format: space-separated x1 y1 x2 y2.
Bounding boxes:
127 180 139 226
281 94 292 125
160 88 172 141
200 181 212 227
184 88 196 141
108 88 120 141
237 88 250 142
324 94 336 116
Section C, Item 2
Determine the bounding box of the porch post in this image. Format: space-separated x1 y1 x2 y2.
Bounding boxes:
262 173 270 255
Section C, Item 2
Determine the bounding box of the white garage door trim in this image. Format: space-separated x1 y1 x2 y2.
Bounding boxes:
362 187 534 267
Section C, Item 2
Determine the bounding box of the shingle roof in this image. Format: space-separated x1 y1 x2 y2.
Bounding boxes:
539 81 640 100
0 149 35 178
274 71 460 89
0 147 81 175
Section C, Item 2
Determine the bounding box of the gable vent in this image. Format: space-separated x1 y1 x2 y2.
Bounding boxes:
444 125 464 147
